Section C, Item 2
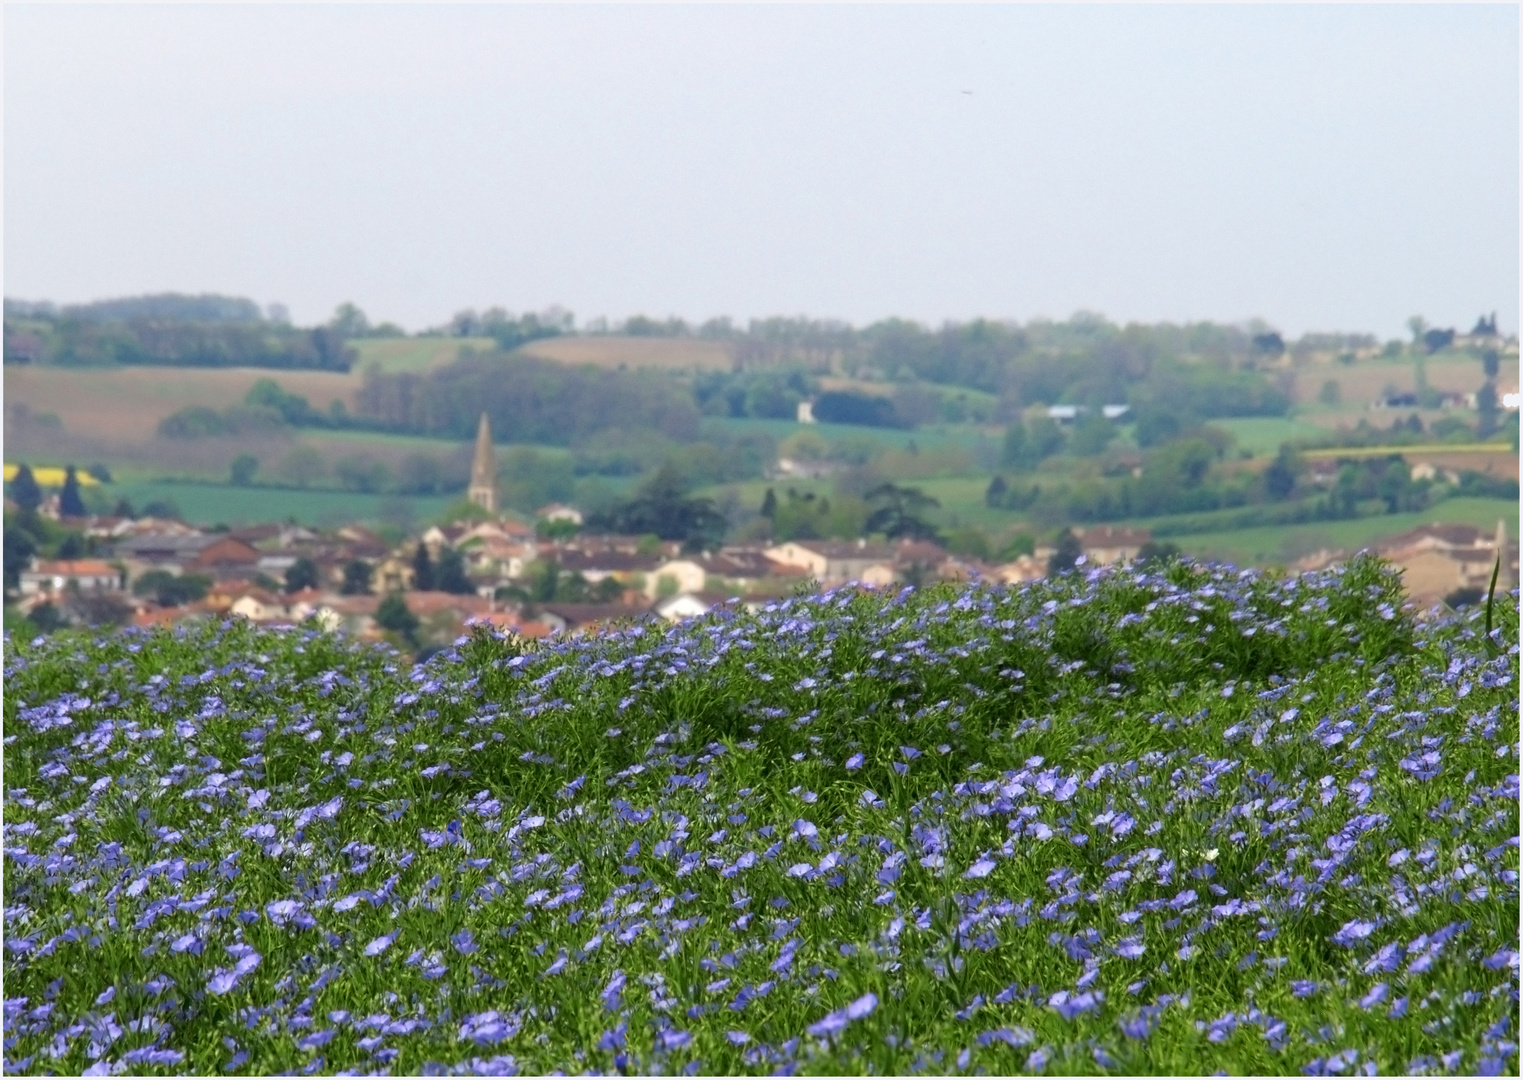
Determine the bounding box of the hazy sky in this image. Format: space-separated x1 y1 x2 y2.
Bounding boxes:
6 4 1518 338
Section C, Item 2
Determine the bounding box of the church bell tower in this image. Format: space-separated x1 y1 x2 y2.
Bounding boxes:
467 412 497 514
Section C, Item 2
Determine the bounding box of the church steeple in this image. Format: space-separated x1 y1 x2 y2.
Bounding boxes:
467 412 497 514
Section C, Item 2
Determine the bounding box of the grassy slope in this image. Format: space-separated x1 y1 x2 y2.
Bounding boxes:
1173 497 1519 566
108 480 457 529
2 560 1516 1075
350 338 490 375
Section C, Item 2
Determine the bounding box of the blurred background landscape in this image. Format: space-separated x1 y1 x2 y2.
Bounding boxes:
4 4 1516 646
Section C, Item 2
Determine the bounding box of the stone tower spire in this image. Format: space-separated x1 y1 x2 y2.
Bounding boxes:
467 412 497 514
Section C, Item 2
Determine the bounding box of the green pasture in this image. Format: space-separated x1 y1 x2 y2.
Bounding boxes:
1170 496 1518 567
1207 416 1345 456
349 337 493 374
106 480 457 529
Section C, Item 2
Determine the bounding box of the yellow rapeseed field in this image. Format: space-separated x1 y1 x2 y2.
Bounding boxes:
3 465 101 486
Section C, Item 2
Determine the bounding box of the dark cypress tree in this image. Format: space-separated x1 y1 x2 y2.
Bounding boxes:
985 475 1008 508
1048 528 1083 576
9 464 42 513
411 542 435 591
376 592 420 647
341 559 373 596
436 547 474 595
60 466 88 518
760 488 778 520
284 557 320 594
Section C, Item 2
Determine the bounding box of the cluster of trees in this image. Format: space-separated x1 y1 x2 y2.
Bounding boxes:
435 306 571 350
5 463 90 518
159 380 354 440
5 294 355 370
585 465 728 553
353 353 701 445
692 368 816 419
986 436 1465 530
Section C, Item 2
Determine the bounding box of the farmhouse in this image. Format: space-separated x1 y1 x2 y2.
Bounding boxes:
1075 525 1152 565
19 559 124 597
764 539 899 585
1371 520 1518 604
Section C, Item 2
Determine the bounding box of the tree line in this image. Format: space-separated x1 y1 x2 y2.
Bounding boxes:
4 294 355 371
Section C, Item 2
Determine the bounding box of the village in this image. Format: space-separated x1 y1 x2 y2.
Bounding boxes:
8 410 1516 654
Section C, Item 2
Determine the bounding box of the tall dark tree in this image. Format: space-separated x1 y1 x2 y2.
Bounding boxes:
230 454 260 486
759 488 778 520
1476 382 1499 439
985 475 1008 508
340 559 373 596
284 557 320 594
9 464 42 513
1048 528 1083 576
58 533 86 559
376 592 420 646
586 463 728 553
3 526 37 589
863 483 941 542
60 466 88 518
411 543 436 591
1263 450 1299 501
436 547 475 595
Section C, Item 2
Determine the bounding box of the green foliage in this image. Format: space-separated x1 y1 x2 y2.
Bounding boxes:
340 558 373 596
4 556 1497 1075
277 446 327 488
375 591 420 645
863 482 941 542
354 353 701 446
140 498 182 520
333 454 394 494
768 488 869 543
586 463 728 552
811 391 904 429
284 557 320 594
1068 412 1116 456
499 448 577 514
435 547 475 596
411 543 435 592
535 518 580 541
132 569 212 607
1047 527 1082 575
1135 539 1182 567
2 520 38 589
8 296 356 370
58 466 87 518
8 464 42 513
998 531 1036 561
245 378 326 426
943 525 992 560
230 454 260 487
693 368 814 420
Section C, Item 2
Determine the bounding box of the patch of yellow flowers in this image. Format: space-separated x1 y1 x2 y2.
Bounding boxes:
3 465 101 486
